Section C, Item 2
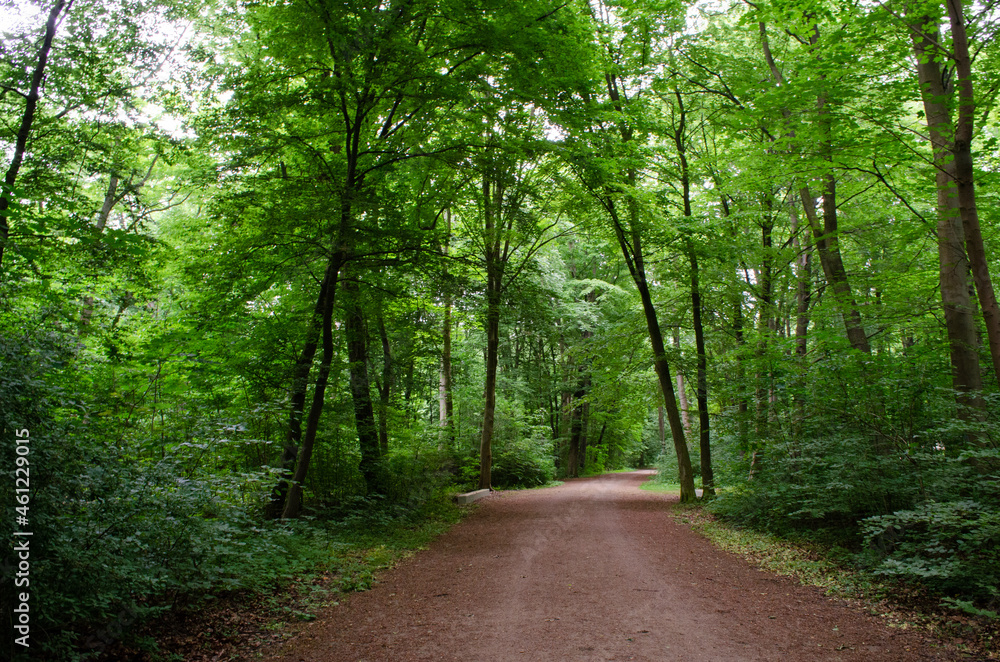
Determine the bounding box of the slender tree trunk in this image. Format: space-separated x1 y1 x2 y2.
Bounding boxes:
797 185 870 353
672 328 692 436
442 298 454 426
271 256 337 517
634 274 697 501
733 294 750 452
440 210 454 435
96 174 120 233
567 375 584 478
0 0 70 275
480 287 500 489
596 71 696 500
945 0 1000 384
756 214 775 435
79 175 120 330
568 341 591 478
791 206 811 358
438 365 448 427
790 204 812 430
658 406 666 452
821 174 871 354
910 13 983 403
344 282 383 493
671 88 713 496
377 313 393 456
609 192 696 500
688 242 714 496
404 359 415 422
282 258 341 519
479 163 505 490
578 286 596 473
761 21 869 354
560 389 572 444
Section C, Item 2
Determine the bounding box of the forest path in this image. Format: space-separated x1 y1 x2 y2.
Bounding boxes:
264 472 947 662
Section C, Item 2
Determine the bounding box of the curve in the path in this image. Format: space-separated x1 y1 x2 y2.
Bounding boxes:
266 471 950 662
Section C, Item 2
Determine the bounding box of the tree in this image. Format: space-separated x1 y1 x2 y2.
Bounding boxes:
461 111 565 490
565 0 698 501
662 84 715 495
902 0 1000 396
0 0 70 274
215 0 478 513
906 5 982 405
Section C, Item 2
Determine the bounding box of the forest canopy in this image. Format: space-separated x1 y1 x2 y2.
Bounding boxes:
2 0 999 656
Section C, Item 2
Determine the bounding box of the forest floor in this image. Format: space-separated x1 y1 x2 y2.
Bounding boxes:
256 471 975 662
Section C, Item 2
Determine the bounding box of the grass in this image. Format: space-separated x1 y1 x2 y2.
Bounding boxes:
639 480 680 493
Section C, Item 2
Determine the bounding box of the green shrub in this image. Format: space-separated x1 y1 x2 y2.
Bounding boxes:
491 434 555 488
708 433 920 536
861 449 1000 605
863 499 1000 602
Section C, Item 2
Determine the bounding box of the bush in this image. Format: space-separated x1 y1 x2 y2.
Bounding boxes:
708 433 921 536
0 318 339 660
491 426 555 488
861 449 1000 605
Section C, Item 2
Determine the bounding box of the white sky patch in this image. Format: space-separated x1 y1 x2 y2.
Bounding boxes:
685 0 734 34
0 0 46 35
1 0 206 140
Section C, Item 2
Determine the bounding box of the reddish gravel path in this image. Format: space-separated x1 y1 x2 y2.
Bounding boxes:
266 471 952 661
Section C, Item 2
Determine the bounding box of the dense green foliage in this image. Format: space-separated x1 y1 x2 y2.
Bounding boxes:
2 0 1000 656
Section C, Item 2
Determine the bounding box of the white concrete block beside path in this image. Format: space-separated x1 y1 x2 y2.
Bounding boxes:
453 489 490 505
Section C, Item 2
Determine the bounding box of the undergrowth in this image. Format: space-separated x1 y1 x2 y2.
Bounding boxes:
91 493 466 661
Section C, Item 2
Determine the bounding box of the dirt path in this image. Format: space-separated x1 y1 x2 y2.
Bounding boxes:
265 472 952 661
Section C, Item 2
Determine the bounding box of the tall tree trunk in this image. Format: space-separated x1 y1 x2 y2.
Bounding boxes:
761 21 870 354
605 194 696 500
670 88 713 497
0 0 69 275
568 329 593 478
567 374 584 478
438 363 448 427
791 206 812 358
80 155 156 330
439 211 454 436
480 287 500 489
658 406 666 452
404 359 415 423
790 204 812 430
597 71 695 501
910 12 983 404
577 275 597 474
282 257 341 519
945 0 1000 383
822 174 870 354
376 313 393 456
344 282 383 493
688 242 714 496
271 255 337 517
796 185 870 353
672 328 692 436
756 213 775 435
634 273 697 501
560 388 572 445
80 174 120 331
439 299 453 434
479 163 505 490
